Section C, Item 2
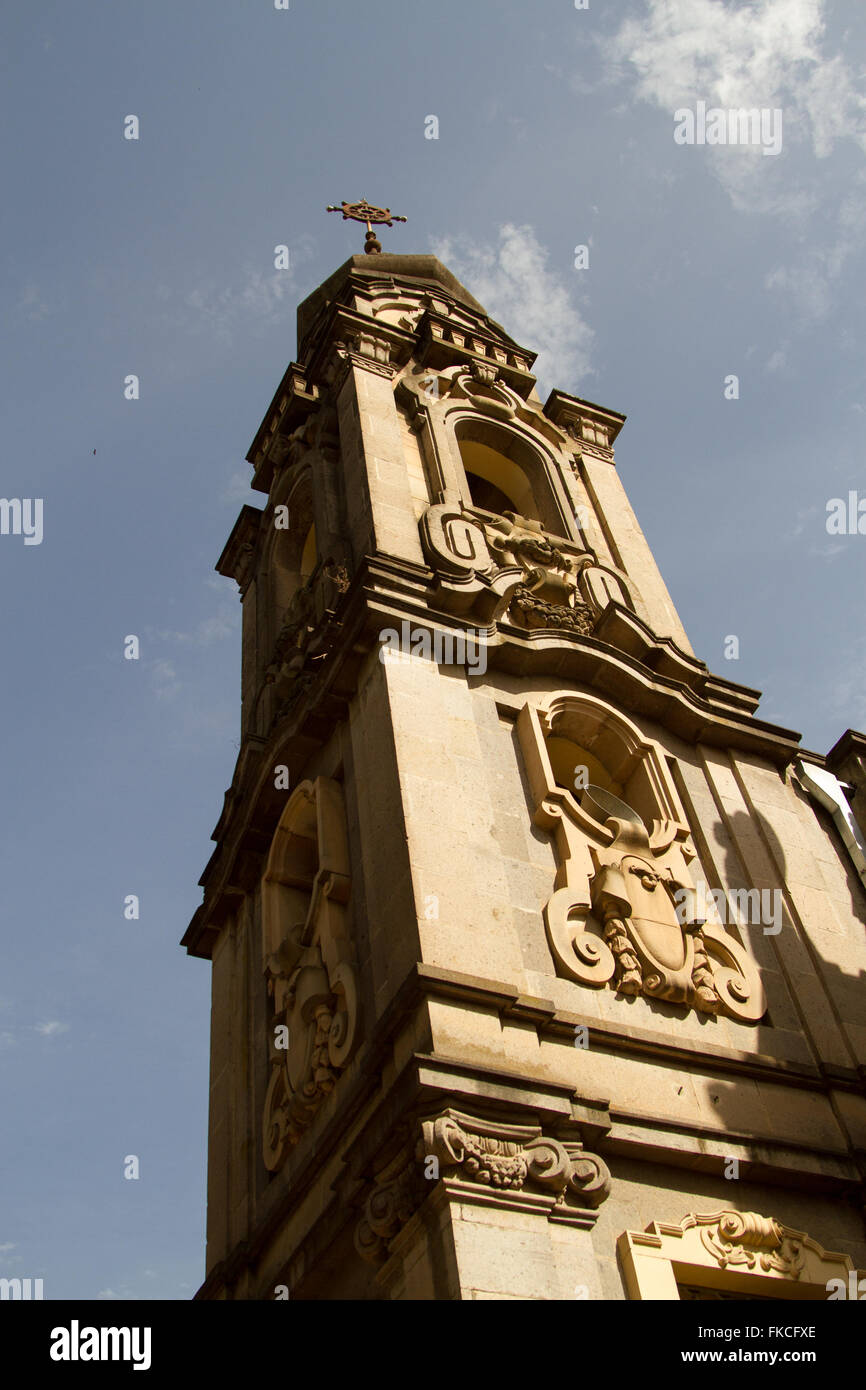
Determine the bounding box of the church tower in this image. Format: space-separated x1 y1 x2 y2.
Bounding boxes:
183 219 866 1301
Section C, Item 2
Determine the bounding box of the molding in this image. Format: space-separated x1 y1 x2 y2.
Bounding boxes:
413 963 832 1087
246 363 320 495
619 1209 865 1300
543 389 626 458
355 1106 611 1266
216 505 263 596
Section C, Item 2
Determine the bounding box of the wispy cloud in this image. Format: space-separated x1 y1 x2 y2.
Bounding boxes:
35 1021 69 1037
149 658 181 701
149 583 240 654
221 467 254 506
786 503 821 540
605 0 866 316
153 610 237 648
15 283 63 323
807 539 847 561
158 237 316 346
431 224 594 395
826 635 866 727
1 1019 70 1044
766 345 788 373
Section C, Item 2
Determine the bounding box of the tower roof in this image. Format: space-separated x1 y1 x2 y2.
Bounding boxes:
297 254 488 346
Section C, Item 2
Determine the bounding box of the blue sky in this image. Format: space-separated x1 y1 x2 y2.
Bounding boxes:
1 0 863 1299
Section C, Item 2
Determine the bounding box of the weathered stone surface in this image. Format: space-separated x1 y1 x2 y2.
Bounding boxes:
183 253 866 1301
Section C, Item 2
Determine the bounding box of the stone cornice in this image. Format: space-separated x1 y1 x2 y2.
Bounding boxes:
362 578 800 764
414 311 538 398
215 505 264 595
543 389 626 457
246 362 320 495
411 963 840 1089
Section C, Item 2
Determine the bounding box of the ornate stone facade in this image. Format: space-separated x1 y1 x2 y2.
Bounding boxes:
183 252 866 1303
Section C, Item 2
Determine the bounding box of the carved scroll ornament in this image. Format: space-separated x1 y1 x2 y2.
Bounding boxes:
422 1110 611 1207
701 1211 804 1276
355 1109 611 1265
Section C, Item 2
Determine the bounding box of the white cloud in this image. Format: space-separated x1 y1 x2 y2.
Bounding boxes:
608 0 866 156
35 1021 68 1037
606 0 866 314
431 224 594 394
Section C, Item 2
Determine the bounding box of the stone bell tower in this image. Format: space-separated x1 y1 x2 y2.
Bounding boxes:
183 220 866 1301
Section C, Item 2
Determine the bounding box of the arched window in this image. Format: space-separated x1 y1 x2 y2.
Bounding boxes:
454 420 568 538
460 440 538 521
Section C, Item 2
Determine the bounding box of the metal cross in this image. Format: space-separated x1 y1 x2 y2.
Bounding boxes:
326 198 407 254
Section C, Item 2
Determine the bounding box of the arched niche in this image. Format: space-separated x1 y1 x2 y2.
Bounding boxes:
520 693 684 839
517 693 766 1023
260 777 358 1171
546 737 625 802
264 472 319 643
454 418 570 539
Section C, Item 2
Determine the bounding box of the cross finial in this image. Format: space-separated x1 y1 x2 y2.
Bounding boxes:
326 198 408 254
